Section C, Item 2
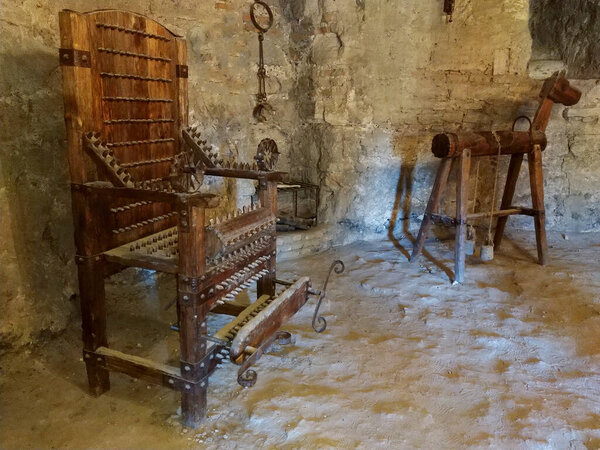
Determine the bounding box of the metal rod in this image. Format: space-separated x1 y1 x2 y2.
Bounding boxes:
275 278 321 297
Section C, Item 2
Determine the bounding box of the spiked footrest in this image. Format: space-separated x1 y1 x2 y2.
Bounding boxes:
211 277 310 386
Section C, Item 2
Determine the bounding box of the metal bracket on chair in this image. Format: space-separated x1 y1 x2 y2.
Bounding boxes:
178 205 191 232
83 349 106 365
75 253 104 265
59 48 91 68
176 64 188 78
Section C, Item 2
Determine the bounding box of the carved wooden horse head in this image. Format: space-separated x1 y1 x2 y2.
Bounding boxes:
533 71 582 131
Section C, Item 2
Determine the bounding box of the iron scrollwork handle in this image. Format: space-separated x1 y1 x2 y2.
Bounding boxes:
312 260 345 333
237 331 291 388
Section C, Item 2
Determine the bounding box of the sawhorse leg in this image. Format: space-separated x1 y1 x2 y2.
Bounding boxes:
411 157 453 261
454 149 471 283
493 153 524 249
528 145 548 265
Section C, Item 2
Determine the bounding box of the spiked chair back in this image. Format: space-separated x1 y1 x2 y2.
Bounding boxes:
60 9 188 251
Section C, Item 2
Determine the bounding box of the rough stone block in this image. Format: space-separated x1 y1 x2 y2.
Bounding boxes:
312 33 342 65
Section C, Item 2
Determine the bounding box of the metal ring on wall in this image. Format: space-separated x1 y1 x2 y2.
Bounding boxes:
250 1 274 33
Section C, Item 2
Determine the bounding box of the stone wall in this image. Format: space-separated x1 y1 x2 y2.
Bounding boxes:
1 0 599 348
531 0 600 79
286 0 600 236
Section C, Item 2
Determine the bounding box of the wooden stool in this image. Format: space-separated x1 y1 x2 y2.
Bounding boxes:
411 72 582 283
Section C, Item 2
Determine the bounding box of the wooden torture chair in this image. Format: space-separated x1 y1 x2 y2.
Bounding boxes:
59 9 343 428
411 72 581 283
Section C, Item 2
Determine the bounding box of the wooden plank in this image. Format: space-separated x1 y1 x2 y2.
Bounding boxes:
230 278 310 359
454 149 471 283
60 9 109 398
82 182 220 207
95 346 181 384
411 157 452 261
429 208 534 225
468 208 528 221
71 187 111 395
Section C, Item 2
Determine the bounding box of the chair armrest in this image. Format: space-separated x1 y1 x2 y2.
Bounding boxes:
75 182 220 208
204 167 285 181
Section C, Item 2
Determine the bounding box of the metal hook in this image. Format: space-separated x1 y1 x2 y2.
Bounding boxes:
253 102 273 122
512 115 532 132
312 260 345 333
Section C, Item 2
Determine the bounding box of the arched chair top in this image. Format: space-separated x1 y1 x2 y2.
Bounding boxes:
61 9 183 39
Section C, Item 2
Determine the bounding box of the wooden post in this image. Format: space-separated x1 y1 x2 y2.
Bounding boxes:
493 153 524 248
72 187 110 395
59 10 103 184
78 258 110 395
454 149 471 283
411 157 452 261
177 203 208 428
528 145 548 265
175 37 189 145
257 178 276 297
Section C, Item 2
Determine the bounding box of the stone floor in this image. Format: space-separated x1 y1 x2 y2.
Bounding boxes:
2 231 600 449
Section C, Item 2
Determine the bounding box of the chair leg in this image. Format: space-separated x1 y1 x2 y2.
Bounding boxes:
528 145 548 265
177 205 209 429
493 153 524 249
78 258 110 396
411 157 453 261
177 283 208 429
454 149 471 283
